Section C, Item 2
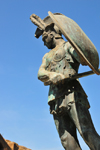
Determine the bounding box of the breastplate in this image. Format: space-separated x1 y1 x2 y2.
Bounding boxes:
46 43 79 77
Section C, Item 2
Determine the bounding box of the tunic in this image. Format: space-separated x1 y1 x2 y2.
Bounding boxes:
45 42 90 114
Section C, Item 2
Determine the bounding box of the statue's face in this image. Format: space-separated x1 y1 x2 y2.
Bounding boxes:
42 30 55 49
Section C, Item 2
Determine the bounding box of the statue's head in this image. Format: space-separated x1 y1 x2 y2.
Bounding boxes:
30 13 63 49
42 23 63 49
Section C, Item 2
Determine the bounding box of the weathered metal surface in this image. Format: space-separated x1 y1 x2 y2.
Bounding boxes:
30 12 100 150
48 11 99 75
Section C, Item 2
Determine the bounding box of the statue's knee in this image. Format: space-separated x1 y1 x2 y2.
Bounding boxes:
61 134 81 150
61 134 68 149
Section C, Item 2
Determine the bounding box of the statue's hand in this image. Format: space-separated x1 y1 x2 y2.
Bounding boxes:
38 74 49 82
44 73 65 86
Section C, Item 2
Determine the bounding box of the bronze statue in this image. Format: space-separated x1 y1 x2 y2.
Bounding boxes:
30 12 100 150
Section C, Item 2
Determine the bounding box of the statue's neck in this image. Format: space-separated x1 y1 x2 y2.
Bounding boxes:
54 38 65 48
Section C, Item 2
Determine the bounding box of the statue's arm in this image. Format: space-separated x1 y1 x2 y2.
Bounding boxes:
38 53 50 82
38 53 65 85
69 46 87 66
65 42 86 65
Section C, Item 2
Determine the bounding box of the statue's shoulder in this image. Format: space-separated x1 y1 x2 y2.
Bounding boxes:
42 53 48 63
63 41 72 51
43 53 48 59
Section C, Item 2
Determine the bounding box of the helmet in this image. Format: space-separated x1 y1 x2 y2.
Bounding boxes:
30 13 63 38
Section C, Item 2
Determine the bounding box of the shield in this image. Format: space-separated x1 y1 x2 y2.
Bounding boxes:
48 11 100 75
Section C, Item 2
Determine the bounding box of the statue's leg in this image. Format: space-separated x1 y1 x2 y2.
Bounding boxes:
69 102 100 150
53 113 82 150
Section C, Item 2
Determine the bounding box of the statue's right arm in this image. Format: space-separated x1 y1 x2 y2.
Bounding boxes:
38 53 50 82
38 53 65 85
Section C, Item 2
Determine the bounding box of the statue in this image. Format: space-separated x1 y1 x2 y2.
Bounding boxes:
30 12 100 150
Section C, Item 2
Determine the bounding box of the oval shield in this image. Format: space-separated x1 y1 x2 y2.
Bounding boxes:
48 11 99 75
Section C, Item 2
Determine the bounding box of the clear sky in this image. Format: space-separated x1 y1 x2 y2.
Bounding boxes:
0 0 100 150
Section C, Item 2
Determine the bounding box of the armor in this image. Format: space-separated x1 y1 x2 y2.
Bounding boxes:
44 42 90 112
46 42 79 76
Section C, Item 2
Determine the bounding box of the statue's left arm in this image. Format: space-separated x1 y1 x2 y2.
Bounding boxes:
68 44 87 66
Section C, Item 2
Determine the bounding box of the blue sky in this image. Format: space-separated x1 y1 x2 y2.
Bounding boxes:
0 0 100 150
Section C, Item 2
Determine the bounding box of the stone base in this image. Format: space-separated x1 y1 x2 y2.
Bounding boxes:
0 134 31 150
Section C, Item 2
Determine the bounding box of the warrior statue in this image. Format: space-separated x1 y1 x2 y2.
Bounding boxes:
30 12 100 150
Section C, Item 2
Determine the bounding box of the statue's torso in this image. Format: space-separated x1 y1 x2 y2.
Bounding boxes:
44 42 89 108
45 42 79 76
